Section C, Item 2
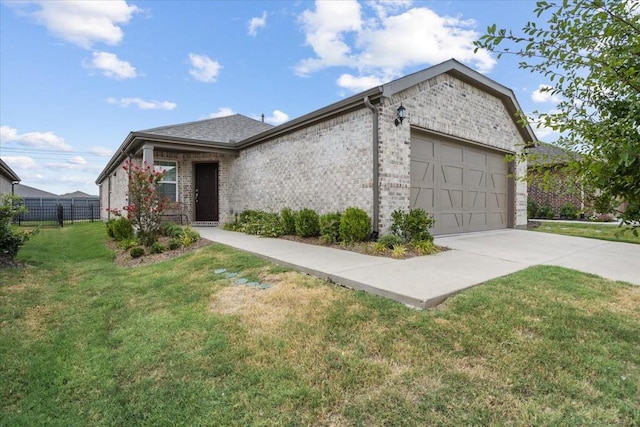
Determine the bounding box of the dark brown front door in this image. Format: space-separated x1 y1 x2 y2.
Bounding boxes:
195 163 219 222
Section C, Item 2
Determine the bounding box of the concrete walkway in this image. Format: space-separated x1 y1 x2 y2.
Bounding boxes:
194 228 639 309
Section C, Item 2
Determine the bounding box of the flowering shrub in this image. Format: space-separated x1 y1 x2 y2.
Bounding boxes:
110 160 172 247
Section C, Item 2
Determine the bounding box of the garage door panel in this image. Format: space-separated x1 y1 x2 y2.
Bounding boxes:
440 213 463 234
441 165 463 186
441 189 463 208
411 134 511 235
411 187 434 210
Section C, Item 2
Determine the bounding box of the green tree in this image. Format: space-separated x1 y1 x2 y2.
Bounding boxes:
0 195 37 262
475 0 640 230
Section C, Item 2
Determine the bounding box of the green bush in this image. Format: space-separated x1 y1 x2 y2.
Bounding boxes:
294 208 320 238
181 226 200 247
231 210 284 237
106 219 116 238
339 207 371 243
377 234 404 249
319 212 342 243
0 195 38 261
527 200 539 219
112 217 134 241
168 239 181 250
536 205 554 219
130 246 145 258
118 237 139 250
559 203 578 220
390 209 434 243
280 208 296 235
160 222 183 238
150 242 166 254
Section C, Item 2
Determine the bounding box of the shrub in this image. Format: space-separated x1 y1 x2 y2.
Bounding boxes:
559 203 578 220
256 213 285 238
390 209 434 243
181 226 200 247
412 240 439 256
168 239 181 250
294 208 320 238
339 207 371 243
150 242 166 254
527 200 538 219
377 234 404 249
1 195 37 261
230 210 284 237
106 219 116 238
391 244 407 259
536 205 554 219
111 217 134 241
119 237 139 250
280 208 296 235
161 222 183 238
319 212 342 243
130 246 145 258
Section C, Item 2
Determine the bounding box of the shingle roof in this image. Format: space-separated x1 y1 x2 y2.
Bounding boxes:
139 114 274 143
527 142 576 166
13 184 58 198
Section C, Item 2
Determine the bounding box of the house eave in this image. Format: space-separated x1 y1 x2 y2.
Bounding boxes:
95 133 238 184
0 159 21 183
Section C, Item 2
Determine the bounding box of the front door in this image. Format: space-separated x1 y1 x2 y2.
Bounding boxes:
195 163 219 222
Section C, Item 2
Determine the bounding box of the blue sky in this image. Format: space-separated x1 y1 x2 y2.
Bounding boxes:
0 0 560 196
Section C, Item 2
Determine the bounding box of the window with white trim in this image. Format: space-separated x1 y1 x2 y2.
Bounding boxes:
154 161 177 202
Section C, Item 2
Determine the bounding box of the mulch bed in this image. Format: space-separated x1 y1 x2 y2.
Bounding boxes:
107 236 212 268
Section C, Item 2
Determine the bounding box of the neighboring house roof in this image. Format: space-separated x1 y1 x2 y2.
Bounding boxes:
527 142 577 167
96 59 538 185
13 184 58 198
60 191 99 198
0 158 20 182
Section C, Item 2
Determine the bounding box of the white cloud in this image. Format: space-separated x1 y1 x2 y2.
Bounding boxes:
295 1 496 90
263 110 289 125
248 11 267 36
188 53 222 83
208 107 236 118
69 156 87 166
3 156 39 170
0 125 72 151
84 51 136 79
106 97 176 110
15 0 140 49
337 73 384 92
91 146 113 156
531 84 562 104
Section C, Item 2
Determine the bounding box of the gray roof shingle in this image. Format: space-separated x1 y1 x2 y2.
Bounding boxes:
527 142 576 166
139 114 274 143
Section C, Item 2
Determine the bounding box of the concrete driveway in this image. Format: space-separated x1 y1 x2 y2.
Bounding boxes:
196 228 639 309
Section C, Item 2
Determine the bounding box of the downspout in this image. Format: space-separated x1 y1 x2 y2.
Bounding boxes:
364 96 379 239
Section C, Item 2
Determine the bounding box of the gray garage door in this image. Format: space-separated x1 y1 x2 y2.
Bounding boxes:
410 134 511 235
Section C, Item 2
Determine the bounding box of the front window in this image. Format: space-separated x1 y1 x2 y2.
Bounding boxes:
154 161 177 202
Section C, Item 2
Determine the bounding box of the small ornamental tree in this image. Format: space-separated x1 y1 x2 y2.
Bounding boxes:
122 160 171 247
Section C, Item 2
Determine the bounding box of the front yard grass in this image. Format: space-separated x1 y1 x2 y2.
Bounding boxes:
1 222 639 426
532 221 640 244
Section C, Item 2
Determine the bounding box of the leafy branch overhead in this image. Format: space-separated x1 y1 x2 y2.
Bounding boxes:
475 0 640 228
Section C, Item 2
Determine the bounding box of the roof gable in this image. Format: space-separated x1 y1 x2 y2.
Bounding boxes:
0 158 20 182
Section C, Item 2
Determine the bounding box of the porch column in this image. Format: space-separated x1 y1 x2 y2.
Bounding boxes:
142 143 154 166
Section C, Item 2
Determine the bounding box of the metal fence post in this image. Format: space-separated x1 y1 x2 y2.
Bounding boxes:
57 204 64 227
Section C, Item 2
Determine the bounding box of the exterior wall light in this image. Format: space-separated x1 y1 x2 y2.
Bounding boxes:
394 103 406 126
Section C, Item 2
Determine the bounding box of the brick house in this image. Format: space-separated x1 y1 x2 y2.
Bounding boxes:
96 59 537 236
527 142 583 217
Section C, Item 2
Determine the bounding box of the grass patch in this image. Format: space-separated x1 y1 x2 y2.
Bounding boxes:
533 221 640 244
1 223 639 425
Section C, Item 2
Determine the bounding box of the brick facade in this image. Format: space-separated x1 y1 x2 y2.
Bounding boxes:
528 167 583 217
98 62 531 233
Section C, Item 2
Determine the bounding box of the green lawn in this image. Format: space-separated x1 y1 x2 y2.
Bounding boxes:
532 221 640 244
2 223 639 426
